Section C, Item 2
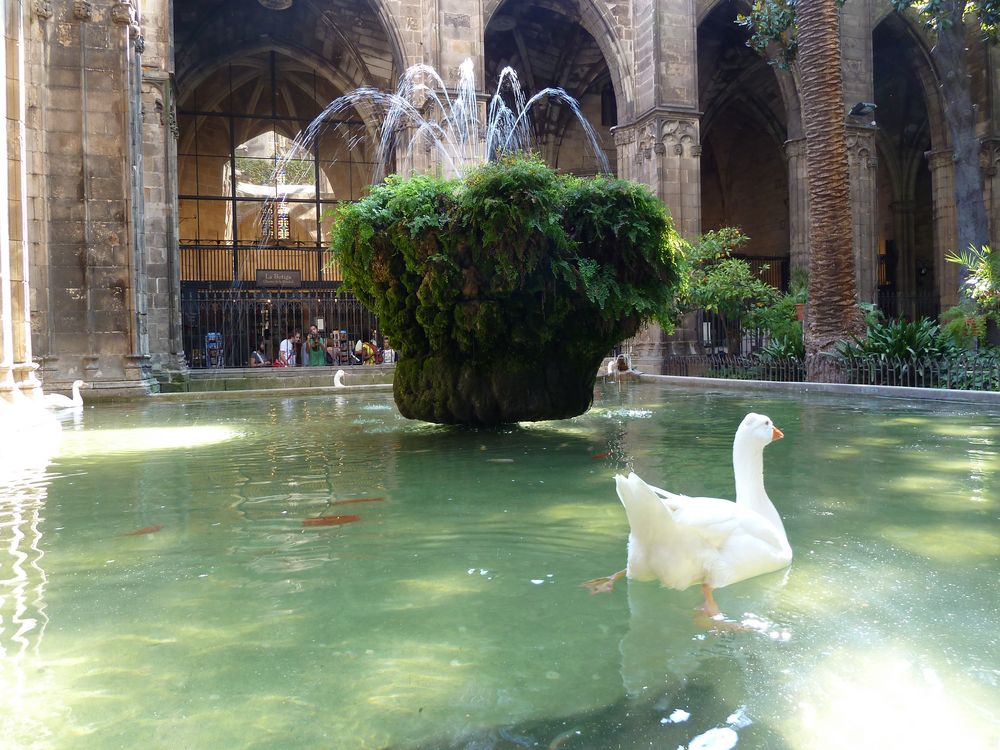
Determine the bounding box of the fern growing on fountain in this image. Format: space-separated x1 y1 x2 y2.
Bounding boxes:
330 155 682 425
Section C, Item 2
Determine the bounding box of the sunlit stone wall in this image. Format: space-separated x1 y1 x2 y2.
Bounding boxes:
0 0 40 403
27 0 156 394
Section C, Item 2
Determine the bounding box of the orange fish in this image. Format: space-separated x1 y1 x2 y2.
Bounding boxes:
127 524 163 536
330 497 385 506
303 514 361 527
591 451 610 460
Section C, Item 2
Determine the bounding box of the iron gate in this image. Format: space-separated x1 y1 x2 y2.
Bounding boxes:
181 286 380 369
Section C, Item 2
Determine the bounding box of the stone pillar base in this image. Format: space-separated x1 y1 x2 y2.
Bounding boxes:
37 354 161 396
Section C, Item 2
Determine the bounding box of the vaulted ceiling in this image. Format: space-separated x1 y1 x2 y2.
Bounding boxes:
174 0 400 111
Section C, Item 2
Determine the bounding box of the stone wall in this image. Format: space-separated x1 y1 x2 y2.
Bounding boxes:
29 0 156 393
1 0 41 401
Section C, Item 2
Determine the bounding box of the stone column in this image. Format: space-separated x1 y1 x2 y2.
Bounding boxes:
612 0 699 367
925 148 958 309
30 0 156 394
139 0 186 380
846 125 878 303
784 137 809 275
839 0 873 118
612 112 701 362
616 112 701 236
983 137 1000 252
890 199 916 313
0 0 15 401
1 0 41 402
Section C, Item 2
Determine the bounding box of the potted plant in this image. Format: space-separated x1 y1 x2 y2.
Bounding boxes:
789 267 808 321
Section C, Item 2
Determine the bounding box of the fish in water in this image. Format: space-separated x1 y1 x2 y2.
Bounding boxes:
591 451 610 460
330 497 385 506
303 514 361 527
127 524 163 536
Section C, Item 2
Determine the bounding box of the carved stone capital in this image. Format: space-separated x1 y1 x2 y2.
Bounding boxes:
846 127 878 170
611 127 635 146
659 117 699 158
924 148 954 172
112 1 144 41
111 1 134 24
33 0 54 19
73 0 93 20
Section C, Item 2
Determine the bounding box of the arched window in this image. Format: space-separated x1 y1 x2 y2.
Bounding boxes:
176 51 373 285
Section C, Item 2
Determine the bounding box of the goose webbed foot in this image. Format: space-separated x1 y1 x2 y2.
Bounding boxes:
697 583 721 616
581 569 626 595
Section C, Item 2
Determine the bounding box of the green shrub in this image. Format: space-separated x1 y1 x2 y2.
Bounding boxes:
940 303 988 349
834 316 958 361
754 293 804 358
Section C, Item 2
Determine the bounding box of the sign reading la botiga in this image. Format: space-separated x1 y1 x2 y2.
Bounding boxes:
255 269 301 288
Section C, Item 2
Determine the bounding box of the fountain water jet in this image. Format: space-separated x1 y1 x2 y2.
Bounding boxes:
270 61 679 425
285 58 610 181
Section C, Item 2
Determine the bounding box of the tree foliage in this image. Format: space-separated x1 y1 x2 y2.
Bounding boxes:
671 228 779 326
889 0 999 41
329 155 683 424
738 0 998 63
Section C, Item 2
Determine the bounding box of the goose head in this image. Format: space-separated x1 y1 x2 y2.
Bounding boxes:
735 412 783 450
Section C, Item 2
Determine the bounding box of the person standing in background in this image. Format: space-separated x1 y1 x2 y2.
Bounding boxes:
279 330 301 366
304 324 326 367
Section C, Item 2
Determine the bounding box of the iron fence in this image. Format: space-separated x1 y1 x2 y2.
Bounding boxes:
660 352 999 391
661 354 805 382
181 286 379 369
835 353 1000 390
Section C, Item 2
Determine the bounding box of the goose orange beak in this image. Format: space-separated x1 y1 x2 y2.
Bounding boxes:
772 426 784 440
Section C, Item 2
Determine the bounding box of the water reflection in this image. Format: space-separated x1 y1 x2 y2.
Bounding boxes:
0 418 57 746
0 387 997 749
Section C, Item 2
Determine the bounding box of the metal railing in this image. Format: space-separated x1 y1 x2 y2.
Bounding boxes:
835 353 1000 390
660 352 999 391
181 287 379 369
661 354 806 382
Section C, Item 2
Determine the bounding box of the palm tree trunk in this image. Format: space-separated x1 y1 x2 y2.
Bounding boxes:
797 0 863 381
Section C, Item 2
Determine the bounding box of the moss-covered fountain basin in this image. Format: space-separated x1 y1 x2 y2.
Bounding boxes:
330 157 682 425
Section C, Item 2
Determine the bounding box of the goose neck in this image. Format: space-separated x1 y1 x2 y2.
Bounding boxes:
733 438 786 537
733 439 765 504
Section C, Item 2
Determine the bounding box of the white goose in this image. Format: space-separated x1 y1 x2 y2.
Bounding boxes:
43 379 87 409
583 413 792 614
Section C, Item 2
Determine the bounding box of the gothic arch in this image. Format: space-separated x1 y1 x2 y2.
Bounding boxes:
871 9 947 149
484 0 634 119
175 0 404 95
177 44 385 146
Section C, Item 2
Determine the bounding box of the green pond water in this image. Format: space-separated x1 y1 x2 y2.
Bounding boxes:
1 383 998 750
